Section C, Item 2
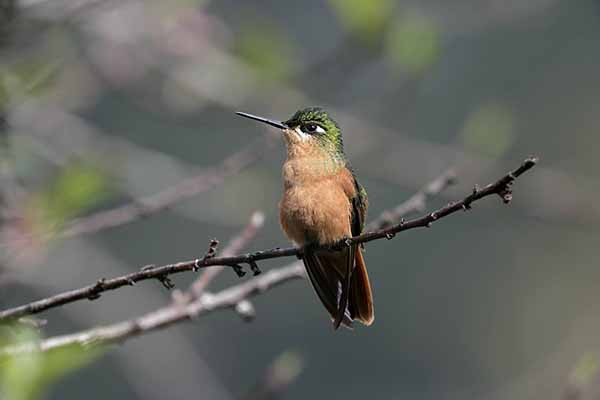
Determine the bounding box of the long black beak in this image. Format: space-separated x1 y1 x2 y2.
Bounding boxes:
236 111 288 130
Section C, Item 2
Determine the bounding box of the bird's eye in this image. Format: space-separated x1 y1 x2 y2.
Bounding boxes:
301 123 319 134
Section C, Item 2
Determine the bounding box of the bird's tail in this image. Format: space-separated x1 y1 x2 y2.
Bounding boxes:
302 246 374 329
349 249 374 326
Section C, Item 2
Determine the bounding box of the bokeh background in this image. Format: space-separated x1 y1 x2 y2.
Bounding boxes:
1 0 600 399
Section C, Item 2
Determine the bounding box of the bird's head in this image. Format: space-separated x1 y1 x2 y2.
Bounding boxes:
236 107 344 157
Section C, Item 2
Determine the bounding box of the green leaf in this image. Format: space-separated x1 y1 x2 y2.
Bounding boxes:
570 353 599 386
460 103 516 158
32 163 112 229
0 61 60 103
328 0 393 42
386 14 440 74
236 23 295 81
0 328 104 400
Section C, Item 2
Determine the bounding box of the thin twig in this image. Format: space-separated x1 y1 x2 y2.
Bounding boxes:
59 135 273 238
0 157 537 323
367 168 457 229
191 211 266 297
174 211 265 321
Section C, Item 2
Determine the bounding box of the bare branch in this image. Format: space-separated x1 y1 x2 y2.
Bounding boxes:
0 157 537 355
59 135 273 238
1 264 305 355
0 157 537 323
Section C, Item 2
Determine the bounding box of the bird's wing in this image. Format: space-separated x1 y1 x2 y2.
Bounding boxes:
351 177 368 236
332 174 368 329
347 176 373 325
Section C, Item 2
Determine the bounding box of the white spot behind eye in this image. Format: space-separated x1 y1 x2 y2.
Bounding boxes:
315 125 326 134
294 126 310 141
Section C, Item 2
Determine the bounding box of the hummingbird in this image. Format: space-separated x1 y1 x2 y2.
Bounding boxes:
236 107 373 329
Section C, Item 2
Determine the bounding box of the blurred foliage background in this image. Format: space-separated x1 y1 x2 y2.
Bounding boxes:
1 0 600 399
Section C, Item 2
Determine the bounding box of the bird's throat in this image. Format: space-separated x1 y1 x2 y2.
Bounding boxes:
283 150 345 189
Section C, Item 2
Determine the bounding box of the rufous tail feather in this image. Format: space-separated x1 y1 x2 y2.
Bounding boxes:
349 248 374 325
